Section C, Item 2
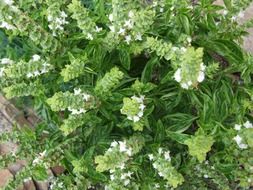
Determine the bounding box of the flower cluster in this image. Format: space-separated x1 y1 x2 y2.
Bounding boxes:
0 58 14 65
233 121 253 149
148 148 184 188
151 0 166 13
173 47 205 89
68 0 102 41
95 140 133 173
67 88 91 115
106 2 155 46
106 168 134 189
49 178 65 190
0 20 15 30
47 8 69 36
26 55 51 78
0 58 14 77
121 95 145 123
32 150 49 168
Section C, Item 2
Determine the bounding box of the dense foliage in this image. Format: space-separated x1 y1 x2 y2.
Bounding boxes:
1 0 253 189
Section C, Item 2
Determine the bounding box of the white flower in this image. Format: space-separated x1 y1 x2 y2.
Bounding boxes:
60 11 68 18
95 26 102 32
238 143 248 149
152 1 158 7
87 33 93 40
233 135 242 144
1 58 12 64
34 70 40 76
135 33 142 41
117 28 126 35
0 68 5 77
234 124 241 131
128 11 134 18
223 10 228 16
154 184 160 188
133 115 140 122
47 15 53 22
3 0 13 5
70 109 79 115
152 162 158 169
137 111 143 117
172 47 178 51
160 8 164 12
121 173 127 180
124 179 130 186
126 148 132 156
111 141 118 147
124 20 133 29
197 71 205 82
187 81 193 86
110 174 115 180
187 37 192 43
109 14 113 22
181 83 189 89
119 163 125 170
174 68 182 82
82 94 90 101
181 47 187 52
74 88 82 95
32 54 41 61
109 169 115 173
200 63 206 71
26 72 33 78
126 171 133 177
0 21 15 30
40 68 48 74
119 141 127 152
203 174 209 179
109 25 115 32
125 35 132 44
139 104 145 111
148 154 154 161
158 172 164 177
164 151 171 161
79 108 86 114
243 121 253 129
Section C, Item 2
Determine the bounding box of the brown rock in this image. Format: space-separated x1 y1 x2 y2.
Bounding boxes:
34 180 48 190
24 180 36 190
51 165 65 176
34 169 54 190
0 142 18 155
0 169 13 188
8 160 26 175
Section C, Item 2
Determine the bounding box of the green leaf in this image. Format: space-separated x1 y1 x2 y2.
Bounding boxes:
163 113 198 133
119 49 131 70
178 14 191 35
141 57 159 83
166 132 191 144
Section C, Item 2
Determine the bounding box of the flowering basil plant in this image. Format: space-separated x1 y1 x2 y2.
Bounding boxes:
1 0 253 189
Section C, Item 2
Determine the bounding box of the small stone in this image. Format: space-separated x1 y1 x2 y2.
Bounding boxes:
0 142 18 155
0 169 13 188
51 165 65 176
24 180 36 190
